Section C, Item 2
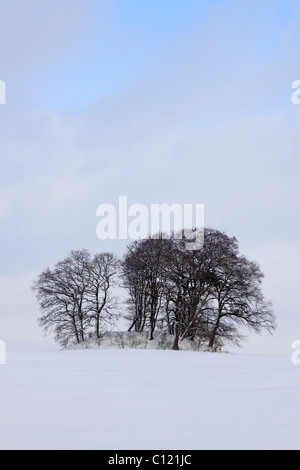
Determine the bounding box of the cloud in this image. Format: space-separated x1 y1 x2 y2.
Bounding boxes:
0 0 102 69
0 0 300 351
0 0 116 107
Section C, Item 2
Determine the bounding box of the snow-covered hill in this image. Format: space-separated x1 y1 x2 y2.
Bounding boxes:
67 331 220 353
0 347 299 450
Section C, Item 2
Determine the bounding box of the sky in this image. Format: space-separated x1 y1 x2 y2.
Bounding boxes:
0 0 300 354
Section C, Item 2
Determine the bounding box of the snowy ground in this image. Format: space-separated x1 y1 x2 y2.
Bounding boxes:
67 331 218 352
0 347 299 450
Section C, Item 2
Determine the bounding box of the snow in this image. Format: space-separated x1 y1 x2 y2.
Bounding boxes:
0 347 299 450
67 331 218 352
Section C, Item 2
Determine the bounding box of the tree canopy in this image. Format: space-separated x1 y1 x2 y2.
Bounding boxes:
33 228 276 350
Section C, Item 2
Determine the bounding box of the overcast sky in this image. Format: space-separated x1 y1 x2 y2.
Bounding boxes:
0 0 299 354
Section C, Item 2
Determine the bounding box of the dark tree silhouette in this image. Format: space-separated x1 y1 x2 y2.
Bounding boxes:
122 229 276 350
33 250 119 347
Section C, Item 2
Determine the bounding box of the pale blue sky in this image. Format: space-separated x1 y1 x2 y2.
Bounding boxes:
0 0 300 353
4 0 299 109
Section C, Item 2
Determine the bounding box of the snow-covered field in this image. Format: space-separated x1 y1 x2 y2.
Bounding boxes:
0 347 299 450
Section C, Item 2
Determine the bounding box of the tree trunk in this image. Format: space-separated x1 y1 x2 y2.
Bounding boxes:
80 328 85 342
96 314 100 339
149 326 154 341
209 320 220 348
172 325 180 350
128 319 136 332
209 311 221 349
72 316 80 344
208 328 217 348
140 314 146 332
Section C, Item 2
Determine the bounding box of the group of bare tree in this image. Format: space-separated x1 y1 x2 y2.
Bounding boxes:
122 228 276 350
33 228 276 350
32 250 119 347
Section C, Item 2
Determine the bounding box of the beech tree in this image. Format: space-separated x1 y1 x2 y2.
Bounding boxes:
161 239 213 350
122 235 213 349
87 252 119 339
122 229 276 350
33 229 276 350
33 250 119 347
122 238 171 340
198 229 276 348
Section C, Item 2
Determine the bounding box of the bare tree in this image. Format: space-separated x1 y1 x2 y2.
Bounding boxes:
122 237 172 340
122 228 276 351
122 236 212 348
122 241 150 334
87 252 120 339
33 250 119 347
162 239 213 350
199 229 276 349
32 250 92 347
